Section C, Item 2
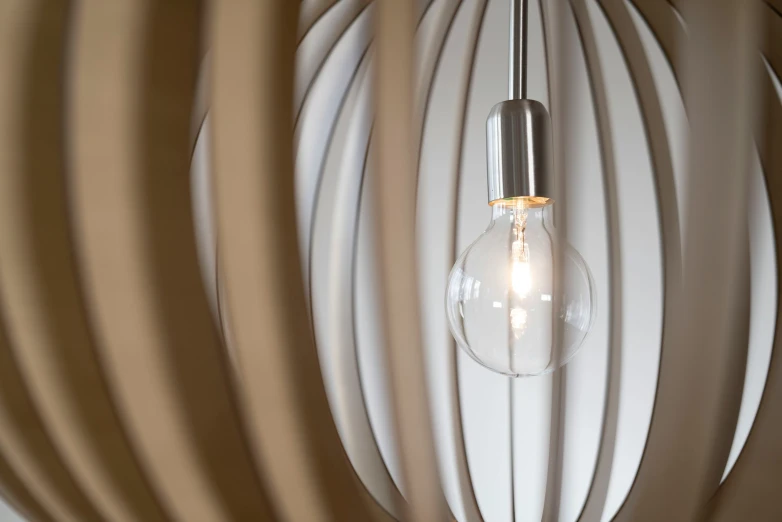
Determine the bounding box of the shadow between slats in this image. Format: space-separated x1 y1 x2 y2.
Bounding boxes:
706 10 782 521
373 0 451 519
609 0 754 519
0 455 53 522
442 1 489 519
564 2 624 520
68 2 275 520
210 1 385 520
0 2 171 520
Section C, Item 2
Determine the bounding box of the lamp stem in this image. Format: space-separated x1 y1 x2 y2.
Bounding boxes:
509 0 528 99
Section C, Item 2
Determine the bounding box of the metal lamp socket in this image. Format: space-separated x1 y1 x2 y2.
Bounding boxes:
486 98 553 206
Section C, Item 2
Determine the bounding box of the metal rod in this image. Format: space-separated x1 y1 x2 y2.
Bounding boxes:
509 0 528 99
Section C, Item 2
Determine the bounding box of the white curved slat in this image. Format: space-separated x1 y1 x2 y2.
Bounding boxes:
210 1 388 520
507 4 574 518
720 146 776 483
191 119 220 327
190 58 214 330
594 4 683 515
618 0 778 494
300 0 339 43
296 3 374 296
540 0 578 517
353 0 465 513
452 1 530 519
563 1 624 520
296 0 371 120
297 0 435 116
356 136 405 497
540 2 617 521
353 2 473 511
565 0 683 519
374 0 451 519
626 0 683 92
416 0 486 520
306 5 443 514
566 0 682 518
311 45 405 517
309 4 459 516
351 150 412 522
707 15 782 521
413 0 463 165
716 3 782 489
545 4 613 520
612 0 756 519
599 2 681 518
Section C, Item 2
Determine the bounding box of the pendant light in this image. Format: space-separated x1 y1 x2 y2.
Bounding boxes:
445 0 595 377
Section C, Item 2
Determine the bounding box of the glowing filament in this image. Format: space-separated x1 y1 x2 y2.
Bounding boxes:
511 253 531 297
510 208 531 333
510 307 527 331
511 210 531 298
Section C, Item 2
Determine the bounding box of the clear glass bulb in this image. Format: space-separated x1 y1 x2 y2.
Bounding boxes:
446 199 595 377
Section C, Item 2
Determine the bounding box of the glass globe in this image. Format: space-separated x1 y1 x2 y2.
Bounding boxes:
446 199 595 377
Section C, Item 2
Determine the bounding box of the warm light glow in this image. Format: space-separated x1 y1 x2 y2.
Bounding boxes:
510 252 530 333
510 210 531 333
510 307 527 331
446 184 596 376
489 196 553 208
511 256 531 297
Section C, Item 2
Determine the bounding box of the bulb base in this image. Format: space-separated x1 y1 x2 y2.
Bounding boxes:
485 99 553 206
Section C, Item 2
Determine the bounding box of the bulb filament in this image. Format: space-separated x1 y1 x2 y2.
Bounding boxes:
510 207 530 334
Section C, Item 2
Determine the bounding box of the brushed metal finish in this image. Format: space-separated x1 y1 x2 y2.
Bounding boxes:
509 0 529 99
485 99 553 204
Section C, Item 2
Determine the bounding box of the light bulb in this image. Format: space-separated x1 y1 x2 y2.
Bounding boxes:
446 198 595 377
446 98 595 376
